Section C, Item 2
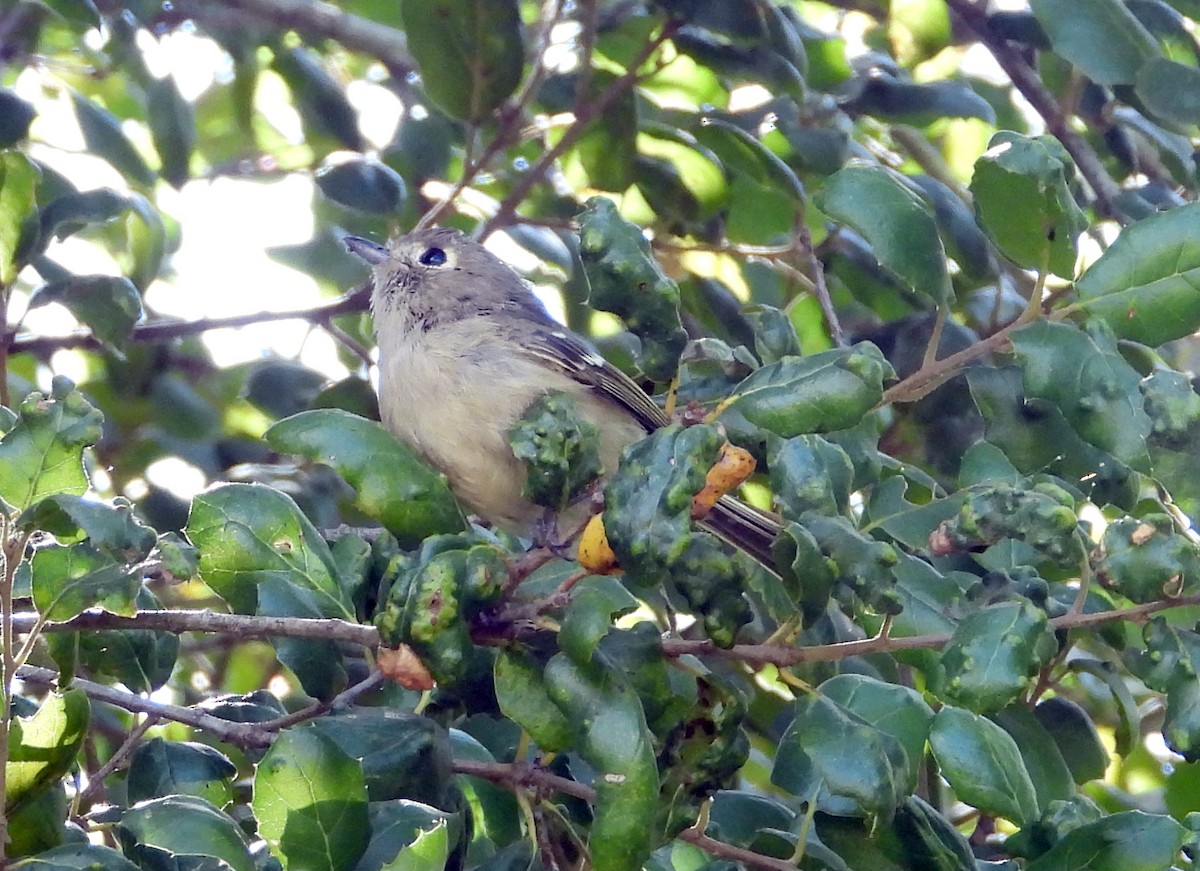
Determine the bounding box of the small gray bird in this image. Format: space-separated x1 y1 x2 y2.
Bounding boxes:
346 228 780 568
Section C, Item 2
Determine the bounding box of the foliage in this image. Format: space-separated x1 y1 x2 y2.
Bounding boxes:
10 2 1200 871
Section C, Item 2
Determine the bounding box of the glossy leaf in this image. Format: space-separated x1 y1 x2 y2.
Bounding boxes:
1073 202 1200 346
0 378 102 513
970 132 1087 278
265 409 466 547
929 706 1039 825
1030 0 1159 85
71 92 155 186
253 727 370 871
118 795 255 871
146 74 195 187
126 738 237 806
730 342 894 437
815 163 951 302
941 601 1058 711
773 692 910 820
578 196 688 382
0 150 38 284
30 542 141 622
1024 810 1186 871
316 158 407 214
400 0 523 124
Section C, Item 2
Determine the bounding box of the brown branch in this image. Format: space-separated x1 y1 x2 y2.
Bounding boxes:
944 0 1130 225
678 826 800 871
6 286 370 356
167 0 413 75
10 608 379 647
16 664 276 747
479 20 681 238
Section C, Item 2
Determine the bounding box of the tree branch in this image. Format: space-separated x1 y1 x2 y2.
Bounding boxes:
6 286 370 356
166 0 413 76
944 0 1130 225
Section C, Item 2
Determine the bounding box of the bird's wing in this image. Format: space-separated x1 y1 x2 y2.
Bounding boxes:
524 328 669 432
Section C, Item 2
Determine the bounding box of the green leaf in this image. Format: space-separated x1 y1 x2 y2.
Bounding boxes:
730 342 895 437
357 802 460 871
772 692 910 821
508 391 604 512
494 650 575 752
70 92 155 186
819 674 933 791
578 196 688 382
400 0 524 124
1030 0 1159 85
1102 513 1200 602
1126 617 1200 759
970 132 1087 278
815 163 951 302
0 377 102 513
39 188 129 242
272 46 365 151
16 844 139 871
186 482 354 618
265 409 466 547
1033 696 1110 784
118 795 254 871
559 579 642 665
6 690 89 810
30 542 141 622
544 655 659 871
308 710 454 807
253 727 370 871
1025 810 1186 871
989 705 1076 808
18 494 156 558
146 75 195 187
768 433 855 517
940 601 1058 711
1135 57 1200 127
565 71 637 192
1010 320 1153 471
126 738 237 806
0 150 39 284
929 706 1040 825
316 158 407 214
29 274 143 349
1074 202 1200 346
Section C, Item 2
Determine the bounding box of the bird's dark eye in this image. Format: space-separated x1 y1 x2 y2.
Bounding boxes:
419 246 447 266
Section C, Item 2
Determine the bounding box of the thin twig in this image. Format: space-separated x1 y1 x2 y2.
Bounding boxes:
479 20 680 238
944 0 1130 225
7 286 370 356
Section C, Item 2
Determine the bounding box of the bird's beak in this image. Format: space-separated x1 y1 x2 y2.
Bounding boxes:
344 236 391 265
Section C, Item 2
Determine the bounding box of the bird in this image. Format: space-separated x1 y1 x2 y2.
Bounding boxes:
345 227 781 569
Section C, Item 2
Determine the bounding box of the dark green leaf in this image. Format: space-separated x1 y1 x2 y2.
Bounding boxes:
118 795 254 871
265 409 466 547
819 674 933 790
253 727 370 871
768 434 855 517
316 159 407 214
1032 696 1110 784
941 601 1058 711
1010 320 1152 471
29 274 143 348
30 542 141 622
400 0 524 124
730 342 895 437
272 46 365 151
494 650 574 752
0 378 102 513
1030 0 1159 85
15 844 138 871
126 738 237 806
1126 618 1200 759
544 654 659 871
1025 810 1186 871
970 132 1087 277
146 75 195 187
508 391 603 512
1074 202 1200 346
990 705 1076 808
929 706 1040 825
772 693 910 821
815 164 951 302
71 92 155 186
578 196 688 382
0 88 35 148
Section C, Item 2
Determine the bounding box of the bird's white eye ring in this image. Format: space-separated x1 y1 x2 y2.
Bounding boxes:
419 247 447 266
